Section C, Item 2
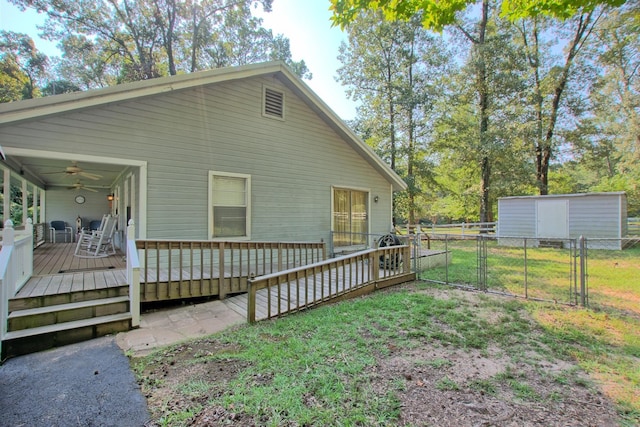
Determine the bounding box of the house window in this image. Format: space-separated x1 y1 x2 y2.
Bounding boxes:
209 172 251 239
333 188 368 248
263 86 285 120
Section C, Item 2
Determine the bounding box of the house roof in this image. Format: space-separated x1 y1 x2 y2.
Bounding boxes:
0 61 407 191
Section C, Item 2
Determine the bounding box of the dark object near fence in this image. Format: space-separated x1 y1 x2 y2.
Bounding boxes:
377 234 402 269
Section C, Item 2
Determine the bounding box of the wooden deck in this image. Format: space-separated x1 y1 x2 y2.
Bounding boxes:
32 242 126 275
16 242 414 322
17 243 127 299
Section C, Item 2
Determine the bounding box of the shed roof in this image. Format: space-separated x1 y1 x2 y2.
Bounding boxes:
0 61 406 191
499 192 626 201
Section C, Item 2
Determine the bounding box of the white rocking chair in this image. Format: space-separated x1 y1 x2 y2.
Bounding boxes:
74 215 118 258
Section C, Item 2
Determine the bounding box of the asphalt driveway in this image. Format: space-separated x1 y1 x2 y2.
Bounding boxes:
0 336 149 427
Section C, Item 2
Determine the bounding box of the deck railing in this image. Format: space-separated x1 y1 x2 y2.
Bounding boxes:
247 244 414 323
134 238 326 302
0 220 35 355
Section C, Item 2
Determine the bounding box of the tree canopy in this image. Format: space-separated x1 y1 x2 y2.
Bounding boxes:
3 0 309 94
333 0 639 220
330 0 627 30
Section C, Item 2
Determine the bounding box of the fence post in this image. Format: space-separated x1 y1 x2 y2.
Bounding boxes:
414 225 421 273
579 235 587 307
477 235 487 291
440 235 448 284
523 238 528 299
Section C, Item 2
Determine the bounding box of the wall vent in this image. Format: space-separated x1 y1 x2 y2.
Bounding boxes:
263 88 284 119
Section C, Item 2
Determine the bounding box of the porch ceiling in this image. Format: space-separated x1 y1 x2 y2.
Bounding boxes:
8 156 125 191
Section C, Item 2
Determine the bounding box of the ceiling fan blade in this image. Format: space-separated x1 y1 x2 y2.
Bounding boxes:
67 184 98 192
79 171 102 180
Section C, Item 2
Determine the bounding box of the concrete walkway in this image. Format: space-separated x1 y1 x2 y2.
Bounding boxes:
0 336 150 427
0 300 248 427
116 299 247 357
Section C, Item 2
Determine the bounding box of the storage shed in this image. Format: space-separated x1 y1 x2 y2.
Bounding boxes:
497 192 628 249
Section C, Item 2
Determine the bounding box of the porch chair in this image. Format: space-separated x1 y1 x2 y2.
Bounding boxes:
49 221 73 243
74 215 118 258
88 214 109 233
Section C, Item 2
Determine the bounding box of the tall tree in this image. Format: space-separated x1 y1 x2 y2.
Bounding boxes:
9 0 309 87
457 0 492 222
568 1 640 213
535 11 602 194
0 31 48 100
337 11 449 224
338 12 405 171
331 0 630 213
585 2 639 175
432 5 533 222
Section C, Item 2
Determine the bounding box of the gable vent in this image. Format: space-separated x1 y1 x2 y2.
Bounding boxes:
263 88 284 119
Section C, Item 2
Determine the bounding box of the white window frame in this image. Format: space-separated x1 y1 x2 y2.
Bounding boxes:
262 85 285 121
208 171 251 240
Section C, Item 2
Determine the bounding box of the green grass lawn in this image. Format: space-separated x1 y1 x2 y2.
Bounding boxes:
134 280 640 426
416 239 640 423
418 238 640 312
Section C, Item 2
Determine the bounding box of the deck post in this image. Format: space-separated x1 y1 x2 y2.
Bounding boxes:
247 280 256 323
371 250 379 283
403 244 411 274
24 219 34 274
218 242 226 300
126 220 141 327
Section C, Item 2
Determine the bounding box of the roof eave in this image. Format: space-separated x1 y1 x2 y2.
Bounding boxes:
0 61 284 125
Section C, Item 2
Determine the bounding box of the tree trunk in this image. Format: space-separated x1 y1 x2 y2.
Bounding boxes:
480 155 491 223
536 12 595 195
477 0 490 223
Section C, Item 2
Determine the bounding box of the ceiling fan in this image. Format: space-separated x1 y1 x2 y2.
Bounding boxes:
68 181 98 192
43 161 103 181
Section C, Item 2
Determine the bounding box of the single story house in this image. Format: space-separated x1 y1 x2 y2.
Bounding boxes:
0 61 406 253
497 192 628 249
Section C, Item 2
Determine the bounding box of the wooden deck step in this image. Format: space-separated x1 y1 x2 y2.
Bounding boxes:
9 285 129 312
8 296 130 332
2 313 132 359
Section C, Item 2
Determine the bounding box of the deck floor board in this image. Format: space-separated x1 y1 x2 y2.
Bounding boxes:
16 243 127 299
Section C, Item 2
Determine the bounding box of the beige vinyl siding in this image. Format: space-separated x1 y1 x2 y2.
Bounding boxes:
1 75 392 242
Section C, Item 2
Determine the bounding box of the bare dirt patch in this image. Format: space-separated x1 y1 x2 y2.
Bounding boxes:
137 286 621 426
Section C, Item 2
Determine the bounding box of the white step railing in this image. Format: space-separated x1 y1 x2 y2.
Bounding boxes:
1 219 35 355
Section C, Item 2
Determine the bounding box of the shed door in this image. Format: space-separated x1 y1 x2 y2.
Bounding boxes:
536 200 568 238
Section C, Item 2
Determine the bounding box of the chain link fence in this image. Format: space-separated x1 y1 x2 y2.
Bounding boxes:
414 233 640 313
581 238 640 314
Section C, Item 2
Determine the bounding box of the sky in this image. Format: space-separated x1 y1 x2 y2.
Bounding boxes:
0 0 358 120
